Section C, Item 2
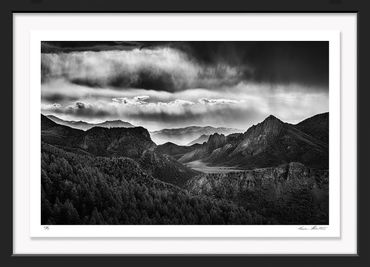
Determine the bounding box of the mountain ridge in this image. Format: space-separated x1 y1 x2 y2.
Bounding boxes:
295 112 329 144
178 113 329 170
41 114 198 186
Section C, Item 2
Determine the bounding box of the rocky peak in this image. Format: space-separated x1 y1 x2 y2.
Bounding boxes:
263 114 283 126
249 114 284 137
231 115 285 156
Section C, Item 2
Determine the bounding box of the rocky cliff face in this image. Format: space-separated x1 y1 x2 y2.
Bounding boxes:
187 162 328 195
232 115 284 155
79 126 155 158
206 133 227 151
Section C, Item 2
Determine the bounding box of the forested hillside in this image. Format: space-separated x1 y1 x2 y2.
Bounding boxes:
41 143 268 225
41 114 198 187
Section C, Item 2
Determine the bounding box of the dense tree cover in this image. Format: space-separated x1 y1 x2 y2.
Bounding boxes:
41 143 268 225
237 186 328 224
187 168 329 225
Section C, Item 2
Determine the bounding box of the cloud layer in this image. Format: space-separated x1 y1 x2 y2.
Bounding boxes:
41 79 328 131
41 41 329 131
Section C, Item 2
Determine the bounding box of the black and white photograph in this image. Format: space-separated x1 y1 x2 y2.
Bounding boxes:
40 41 329 225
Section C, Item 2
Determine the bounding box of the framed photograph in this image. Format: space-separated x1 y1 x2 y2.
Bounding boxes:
6 0 365 263
33 34 339 239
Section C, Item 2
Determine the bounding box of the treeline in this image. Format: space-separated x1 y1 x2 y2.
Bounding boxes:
41 143 269 225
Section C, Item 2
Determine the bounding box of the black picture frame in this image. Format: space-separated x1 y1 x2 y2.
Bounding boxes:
1 0 368 266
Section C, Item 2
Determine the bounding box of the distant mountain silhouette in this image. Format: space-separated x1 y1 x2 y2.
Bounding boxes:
178 114 329 170
150 126 242 145
47 114 135 131
41 114 197 186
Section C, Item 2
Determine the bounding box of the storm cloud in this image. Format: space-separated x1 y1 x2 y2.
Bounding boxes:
42 41 328 91
41 46 246 92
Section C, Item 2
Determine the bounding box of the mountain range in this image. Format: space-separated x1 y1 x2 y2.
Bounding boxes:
158 113 329 170
46 115 135 131
41 112 329 225
150 126 242 146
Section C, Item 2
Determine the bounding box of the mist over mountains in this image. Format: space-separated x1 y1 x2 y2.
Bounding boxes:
151 126 242 145
47 114 135 131
45 114 242 146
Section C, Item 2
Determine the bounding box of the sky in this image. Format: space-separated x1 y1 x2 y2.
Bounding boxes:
41 41 329 131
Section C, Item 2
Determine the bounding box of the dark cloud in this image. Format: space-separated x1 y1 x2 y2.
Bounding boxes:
69 67 183 92
41 41 143 53
245 42 328 87
172 41 329 88
41 92 79 103
66 64 244 92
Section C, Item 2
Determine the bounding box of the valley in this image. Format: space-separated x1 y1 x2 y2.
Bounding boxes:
185 160 245 173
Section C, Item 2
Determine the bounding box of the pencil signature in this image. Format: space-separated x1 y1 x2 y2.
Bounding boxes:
298 225 327 230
